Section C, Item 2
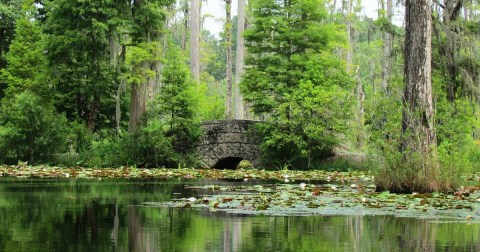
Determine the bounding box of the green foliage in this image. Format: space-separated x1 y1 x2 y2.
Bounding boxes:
0 0 22 70
436 98 480 181
44 0 119 130
152 43 201 165
193 81 225 121
81 131 131 167
0 92 68 164
243 0 352 168
130 0 174 41
370 74 480 192
81 44 201 168
1 7 48 101
124 42 161 85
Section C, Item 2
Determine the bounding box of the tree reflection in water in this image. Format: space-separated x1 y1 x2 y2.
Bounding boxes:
0 178 479 251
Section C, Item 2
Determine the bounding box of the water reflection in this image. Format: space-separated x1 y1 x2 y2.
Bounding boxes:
0 177 479 251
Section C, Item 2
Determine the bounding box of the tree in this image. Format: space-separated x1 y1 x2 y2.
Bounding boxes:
0 0 23 99
242 0 353 168
431 0 480 102
0 0 22 70
190 0 201 82
234 0 246 119
45 0 119 131
380 0 393 92
224 0 233 118
1 3 48 101
345 0 353 73
181 0 189 51
442 0 463 102
400 0 439 192
128 0 174 130
137 43 201 167
125 42 160 130
0 92 68 164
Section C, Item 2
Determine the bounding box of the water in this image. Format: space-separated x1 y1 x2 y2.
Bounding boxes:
0 177 479 251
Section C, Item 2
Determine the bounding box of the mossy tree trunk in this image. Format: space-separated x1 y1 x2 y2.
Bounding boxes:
401 0 440 192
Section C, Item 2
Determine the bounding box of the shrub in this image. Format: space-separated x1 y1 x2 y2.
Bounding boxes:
0 92 68 164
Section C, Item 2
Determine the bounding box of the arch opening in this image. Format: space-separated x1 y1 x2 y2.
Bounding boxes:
212 157 243 169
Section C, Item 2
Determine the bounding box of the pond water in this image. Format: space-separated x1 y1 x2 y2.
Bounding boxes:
0 177 479 251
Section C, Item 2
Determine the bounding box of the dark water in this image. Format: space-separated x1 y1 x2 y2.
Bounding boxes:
0 177 479 252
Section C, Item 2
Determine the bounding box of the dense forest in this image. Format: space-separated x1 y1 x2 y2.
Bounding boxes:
1 0 480 192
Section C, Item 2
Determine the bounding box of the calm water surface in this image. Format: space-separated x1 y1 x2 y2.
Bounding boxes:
0 177 479 252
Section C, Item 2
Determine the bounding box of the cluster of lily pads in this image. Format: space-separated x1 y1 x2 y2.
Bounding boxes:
147 180 480 220
2 165 480 220
0 165 374 181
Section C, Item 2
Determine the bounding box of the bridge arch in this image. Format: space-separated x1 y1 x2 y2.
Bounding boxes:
196 120 262 169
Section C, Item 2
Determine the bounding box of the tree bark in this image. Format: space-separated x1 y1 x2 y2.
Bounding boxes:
129 72 148 130
356 66 365 149
109 32 124 133
225 0 233 119
87 94 98 131
381 0 393 93
190 0 201 82
182 0 189 51
402 0 439 190
234 0 246 119
346 0 353 73
444 0 462 102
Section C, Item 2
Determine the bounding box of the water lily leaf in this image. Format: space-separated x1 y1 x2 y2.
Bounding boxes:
256 204 269 210
306 202 320 208
378 191 392 199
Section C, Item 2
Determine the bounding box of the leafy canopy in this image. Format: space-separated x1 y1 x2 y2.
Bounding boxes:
242 0 353 168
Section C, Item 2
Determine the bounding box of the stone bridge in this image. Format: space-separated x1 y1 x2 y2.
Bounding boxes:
196 120 262 169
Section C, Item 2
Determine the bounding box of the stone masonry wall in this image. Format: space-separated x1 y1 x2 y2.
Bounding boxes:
197 120 261 168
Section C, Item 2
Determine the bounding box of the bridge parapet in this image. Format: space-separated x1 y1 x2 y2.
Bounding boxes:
197 120 262 168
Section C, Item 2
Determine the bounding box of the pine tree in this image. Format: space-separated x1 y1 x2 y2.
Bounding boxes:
242 0 353 168
1 4 48 101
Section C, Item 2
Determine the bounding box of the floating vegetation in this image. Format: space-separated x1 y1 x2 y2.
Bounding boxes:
2 165 480 221
0 165 375 182
145 182 480 221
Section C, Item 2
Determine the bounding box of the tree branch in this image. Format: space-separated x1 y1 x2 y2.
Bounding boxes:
433 0 445 9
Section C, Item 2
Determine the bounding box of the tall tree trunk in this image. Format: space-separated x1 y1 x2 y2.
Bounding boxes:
148 32 165 101
190 0 201 82
87 94 98 131
444 0 462 102
381 0 393 93
235 0 246 119
109 33 124 133
332 0 337 16
115 79 125 132
402 0 439 191
129 75 148 130
225 0 233 119
182 0 189 51
356 66 365 149
346 0 353 73
128 0 147 130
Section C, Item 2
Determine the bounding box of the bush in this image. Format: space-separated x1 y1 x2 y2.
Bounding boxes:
0 92 68 164
258 78 352 169
370 93 477 193
80 118 198 168
81 132 130 167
